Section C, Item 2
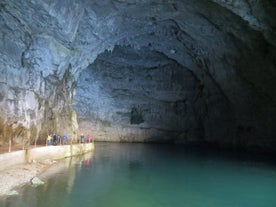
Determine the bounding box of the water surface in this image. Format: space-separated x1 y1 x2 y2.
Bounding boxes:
1 143 276 207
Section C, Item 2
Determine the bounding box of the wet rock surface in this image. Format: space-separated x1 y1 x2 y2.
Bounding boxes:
0 0 276 151
31 177 45 186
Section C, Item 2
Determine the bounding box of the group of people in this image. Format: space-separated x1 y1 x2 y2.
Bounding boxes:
47 134 68 146
46 133 93 146
79 134 93 143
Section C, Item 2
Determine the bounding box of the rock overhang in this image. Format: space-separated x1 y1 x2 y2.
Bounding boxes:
0 0 275 151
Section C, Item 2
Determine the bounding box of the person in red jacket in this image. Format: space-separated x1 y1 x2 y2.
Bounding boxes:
86 134 91 143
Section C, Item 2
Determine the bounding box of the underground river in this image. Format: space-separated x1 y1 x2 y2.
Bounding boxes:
1 142 276 207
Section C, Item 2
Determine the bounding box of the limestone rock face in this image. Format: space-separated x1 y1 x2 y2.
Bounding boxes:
0 0 276 151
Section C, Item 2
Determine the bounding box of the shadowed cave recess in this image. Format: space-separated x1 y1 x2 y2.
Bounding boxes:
0 0 276 152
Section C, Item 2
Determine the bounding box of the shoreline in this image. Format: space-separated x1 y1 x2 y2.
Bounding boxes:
0 159 54 197
0 143 94 197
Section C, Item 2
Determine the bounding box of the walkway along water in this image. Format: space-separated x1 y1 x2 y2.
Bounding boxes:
0 143 94 173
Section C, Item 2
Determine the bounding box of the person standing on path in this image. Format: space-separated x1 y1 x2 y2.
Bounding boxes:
62 135 68 145
47 134 52 146
86 134 91 143
80 134 85 143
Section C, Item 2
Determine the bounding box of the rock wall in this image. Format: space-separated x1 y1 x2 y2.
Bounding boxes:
0 1 79 144
0 0 276 151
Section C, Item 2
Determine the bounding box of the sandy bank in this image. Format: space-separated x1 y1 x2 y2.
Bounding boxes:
0 160 53 197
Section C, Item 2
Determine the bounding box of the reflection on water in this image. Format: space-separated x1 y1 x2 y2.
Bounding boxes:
1 143 276 207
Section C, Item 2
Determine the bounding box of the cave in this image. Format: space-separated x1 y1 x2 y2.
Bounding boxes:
0 0 276 152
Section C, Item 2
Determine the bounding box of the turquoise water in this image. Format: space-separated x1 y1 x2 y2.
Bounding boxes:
1 143 276 207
